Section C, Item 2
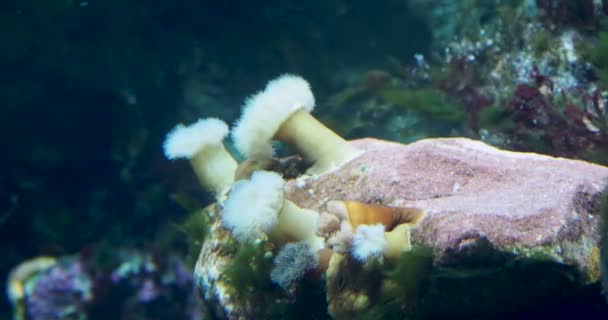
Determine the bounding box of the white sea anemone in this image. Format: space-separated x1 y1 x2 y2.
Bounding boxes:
270 241 319 290
221 170 324 251
232 74 362 175
221 170 284 243
350 223 414 262
352 224 387 262
163 118 237 198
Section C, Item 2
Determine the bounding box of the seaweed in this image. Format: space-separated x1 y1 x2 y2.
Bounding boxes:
172 194 211 268
501 76 608 161
378 88 467 122
222 242 275 299
180 210 210 268
591 30 608 86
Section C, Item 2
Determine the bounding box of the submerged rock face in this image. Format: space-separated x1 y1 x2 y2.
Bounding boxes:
286 138 608 282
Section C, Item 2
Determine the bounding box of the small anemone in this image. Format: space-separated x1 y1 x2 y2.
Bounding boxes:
270 241 319 290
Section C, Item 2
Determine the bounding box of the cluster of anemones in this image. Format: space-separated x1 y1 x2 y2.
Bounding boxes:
163 74 424 289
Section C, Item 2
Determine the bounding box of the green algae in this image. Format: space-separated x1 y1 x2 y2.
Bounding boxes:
221 241 329 320
222 242 274 298
378 88 467 122
172 194 211 268
180 210 210 268
590 30 608 85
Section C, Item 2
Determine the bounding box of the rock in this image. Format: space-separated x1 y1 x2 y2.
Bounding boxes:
194 205 328 320
197 137 608 319
286 137 608 280
284 137 608 318
194 205 241 318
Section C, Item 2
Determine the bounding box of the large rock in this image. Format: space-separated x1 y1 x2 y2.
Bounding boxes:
286 138 608 281
196 137 608 319
284 137 608 318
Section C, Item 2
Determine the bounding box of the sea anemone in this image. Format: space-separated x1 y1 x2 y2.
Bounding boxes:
163 118 237 198
270 241 319 290
221 170 324 251
326 200 425 230
351 223 414 261
384 224 413 259
352 224 387 261
221 170 285 243
326 200 424 261
232 74 362 175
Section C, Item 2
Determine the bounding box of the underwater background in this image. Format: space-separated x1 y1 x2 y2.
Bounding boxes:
2 0 608 319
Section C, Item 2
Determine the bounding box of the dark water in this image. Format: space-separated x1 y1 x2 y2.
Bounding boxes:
1 0 608 319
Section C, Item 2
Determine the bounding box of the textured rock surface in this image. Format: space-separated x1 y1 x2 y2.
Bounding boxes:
285 137 608 282
194 205 234 318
